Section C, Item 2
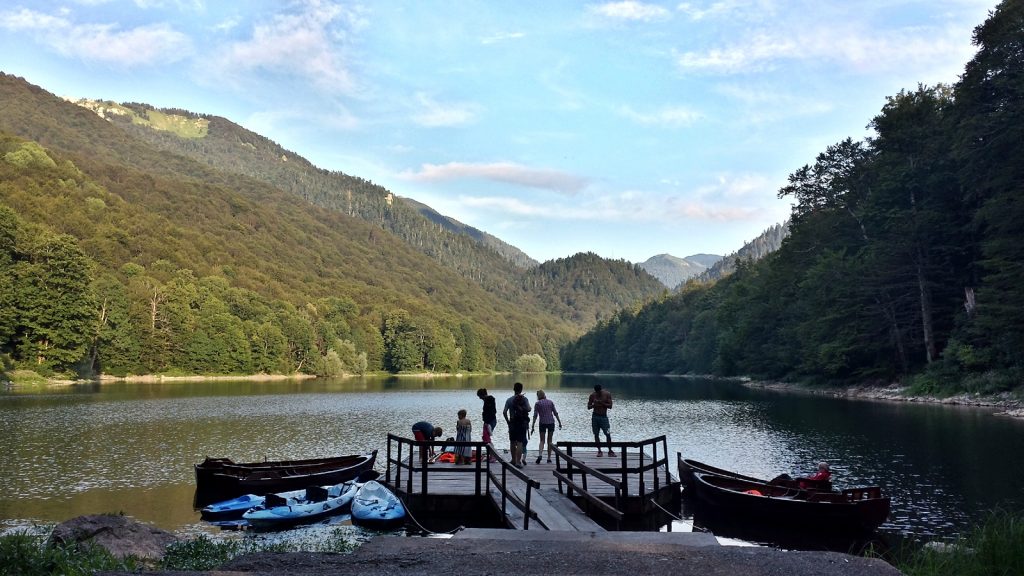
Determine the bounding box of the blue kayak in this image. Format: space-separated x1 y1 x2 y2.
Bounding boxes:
351 480 406 528
201 484 320 520
201 493 267 520
242 482 358 530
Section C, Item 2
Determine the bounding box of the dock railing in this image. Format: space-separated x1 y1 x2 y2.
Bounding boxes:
383 433 541 529
551 445 624 527
556 435 671 507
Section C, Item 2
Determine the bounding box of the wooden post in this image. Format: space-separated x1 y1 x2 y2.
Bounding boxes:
640 442 647 497
387 435 394 485
474 443 482 496
619 447 628 497
524 485 532 530
420 440 429 495
501 465 508 520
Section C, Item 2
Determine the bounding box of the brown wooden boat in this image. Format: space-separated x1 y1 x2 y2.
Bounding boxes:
194 451 377 505
678 457 833 493
691 472 890 534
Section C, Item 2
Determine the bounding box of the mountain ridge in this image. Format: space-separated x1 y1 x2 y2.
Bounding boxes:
639 253 722 289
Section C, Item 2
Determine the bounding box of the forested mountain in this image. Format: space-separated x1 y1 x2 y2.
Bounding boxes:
68 97 660 329
524 253 666 324
398 196 538 269
0 74 582 377
640 253 722 288
694 223 789 283
71 99 538 295
0 73 670 378
562 1 1024 394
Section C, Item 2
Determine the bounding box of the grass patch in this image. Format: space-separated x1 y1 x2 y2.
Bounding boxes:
161 529 360 571
0 530 141 576
5 370 50 386
0 526 363 574
895 509 1024 576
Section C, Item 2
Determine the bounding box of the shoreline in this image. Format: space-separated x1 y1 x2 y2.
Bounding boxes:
99 373 319 383
5 370 500 388
742 379 1024 418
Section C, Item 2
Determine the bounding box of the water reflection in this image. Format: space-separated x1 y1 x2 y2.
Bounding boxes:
1 374 1022 546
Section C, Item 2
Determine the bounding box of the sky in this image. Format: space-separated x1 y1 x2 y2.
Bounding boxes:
0 0 998 264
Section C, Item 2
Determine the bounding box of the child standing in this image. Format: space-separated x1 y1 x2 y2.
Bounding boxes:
455 409 472 465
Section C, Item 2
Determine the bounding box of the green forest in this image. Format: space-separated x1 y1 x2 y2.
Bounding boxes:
0 70 663 379
562 2 1024 395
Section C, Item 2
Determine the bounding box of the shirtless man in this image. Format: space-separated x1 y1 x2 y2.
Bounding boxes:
587 384 614 457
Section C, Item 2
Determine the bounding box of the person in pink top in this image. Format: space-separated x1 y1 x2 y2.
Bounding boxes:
530 390 562 464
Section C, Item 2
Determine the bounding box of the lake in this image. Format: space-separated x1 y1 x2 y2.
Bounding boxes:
1 374 1021 544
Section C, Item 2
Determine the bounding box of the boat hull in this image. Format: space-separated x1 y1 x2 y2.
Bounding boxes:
691 473 889 534
194 451 376 505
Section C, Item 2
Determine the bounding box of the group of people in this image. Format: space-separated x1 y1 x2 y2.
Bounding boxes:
411 383 616 468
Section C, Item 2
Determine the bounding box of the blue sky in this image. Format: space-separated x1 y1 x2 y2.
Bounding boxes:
0 1 996 263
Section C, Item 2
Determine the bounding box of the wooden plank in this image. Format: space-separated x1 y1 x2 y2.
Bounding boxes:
487 482 527 529
534 488 606 532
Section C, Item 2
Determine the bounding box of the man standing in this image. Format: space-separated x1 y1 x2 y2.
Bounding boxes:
502 382 530 468
476 388 498 439
587 384 615 457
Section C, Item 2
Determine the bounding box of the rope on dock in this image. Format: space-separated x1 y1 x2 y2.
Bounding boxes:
398 494 465 536
649 498 682 522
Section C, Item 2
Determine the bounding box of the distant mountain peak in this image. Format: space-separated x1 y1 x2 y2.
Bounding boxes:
639 253 722 289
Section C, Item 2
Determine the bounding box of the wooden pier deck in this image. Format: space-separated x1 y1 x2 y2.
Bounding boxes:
383 435 682 532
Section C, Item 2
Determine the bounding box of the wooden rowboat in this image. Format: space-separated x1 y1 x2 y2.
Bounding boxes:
691 472 890 534
678 457 833 493
194 450 377 505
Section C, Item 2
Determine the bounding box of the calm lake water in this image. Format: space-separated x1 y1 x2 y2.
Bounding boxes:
1 374 1022 543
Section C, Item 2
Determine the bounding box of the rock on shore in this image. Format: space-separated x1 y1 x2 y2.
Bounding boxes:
49 514 180 561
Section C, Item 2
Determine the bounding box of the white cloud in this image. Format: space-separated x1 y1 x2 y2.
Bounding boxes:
590 1 672 22
208 1 366 94
714 83 834 124
695 173 772 200
676 0 775 22
410 93 481 127
459 190 762 223
481 31 525 44
540 60 586 111
248 104 359 133
399 162 589 195
675 34 798 73
0 8 192 66
676 20 979 79
618 104 702 126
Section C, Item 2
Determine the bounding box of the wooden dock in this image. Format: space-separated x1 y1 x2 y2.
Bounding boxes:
382 435 682 532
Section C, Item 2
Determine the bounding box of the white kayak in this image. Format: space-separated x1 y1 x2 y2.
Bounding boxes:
242 481 358 529
351 480 406 528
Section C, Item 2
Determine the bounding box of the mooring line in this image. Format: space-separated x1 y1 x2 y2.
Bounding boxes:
397 493 465 536
648 497 682 521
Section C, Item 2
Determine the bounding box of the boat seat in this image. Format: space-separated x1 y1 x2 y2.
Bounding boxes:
264 493 288 507
306 485 330 502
